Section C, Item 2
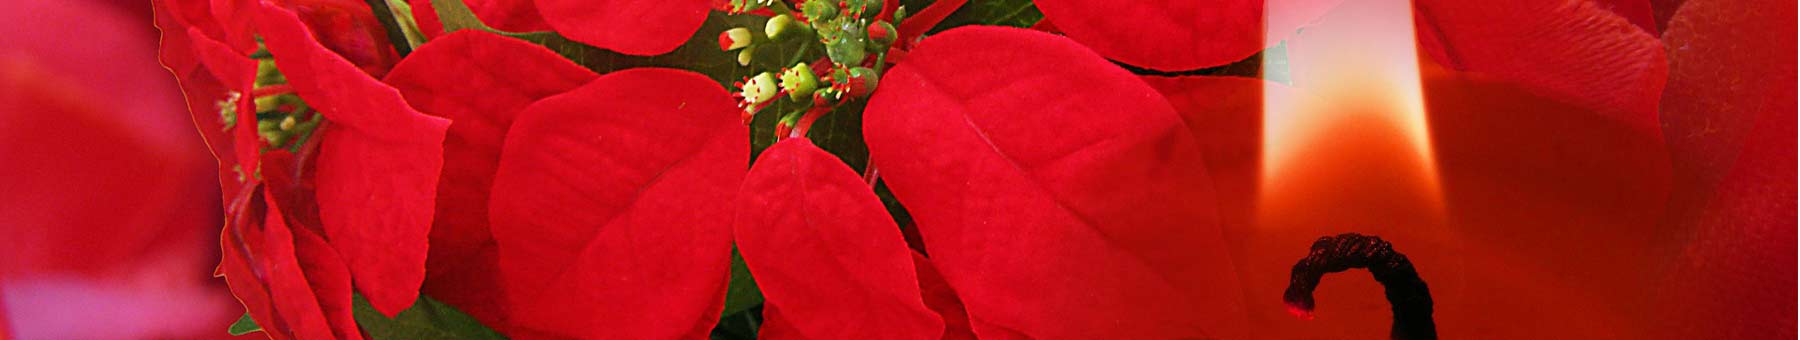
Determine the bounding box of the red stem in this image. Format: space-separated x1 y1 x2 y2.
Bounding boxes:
291 120 329 180
251 84 294 99
862 157 880 187
775 121 794 140
788 103 836 139
875 0 898 21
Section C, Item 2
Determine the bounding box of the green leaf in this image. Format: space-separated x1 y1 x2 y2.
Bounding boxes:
363 0 415 56
431 0 818 88
721 248 765 318
228 313 263 336
708 307 763 340
427 0 496 32
353 294 508 340
927 0 1041 34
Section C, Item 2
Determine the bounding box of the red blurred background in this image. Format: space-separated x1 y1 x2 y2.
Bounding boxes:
0 0 247 338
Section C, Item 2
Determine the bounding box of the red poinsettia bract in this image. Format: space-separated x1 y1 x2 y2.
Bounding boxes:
382 29 599 331
257 3 453 317
486 68 748 339
733 138 947 339
1651 0 1796 337
154 0 1795 338
734 26 1250 339
157 0 451 337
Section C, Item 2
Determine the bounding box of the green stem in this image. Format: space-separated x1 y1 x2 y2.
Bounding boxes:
992 2 1037 26
768 0 797 16
785 38 814 67
364 0 413 56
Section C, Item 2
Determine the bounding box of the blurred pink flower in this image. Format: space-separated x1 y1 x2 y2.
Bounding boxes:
0 0 245 339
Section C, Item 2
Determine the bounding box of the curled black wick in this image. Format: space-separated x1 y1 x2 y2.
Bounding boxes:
1284 233 1436 340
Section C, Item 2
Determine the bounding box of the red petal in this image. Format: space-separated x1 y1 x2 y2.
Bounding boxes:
1594 0 1658 33
174 34 248 193
157 0 258 53
1139 75 1285 230
258 193 342 340
488 68 745 339
395 0 571 34
382 29 598 330
411 0 445 40
1658 0 1796 222
535 0 712 55
209 0 259 53
155 0 243 186
1650 0 1686 30
1412 0 1667 125
467 0 553 32
734 138 944 339
218 187 290 340
257 3 451 316
187 28 264 183
1031 0 1266 71
276 0 402 77
912 253 975 340
863 26 1247 339
290 218 363 340
1653 0 1797 336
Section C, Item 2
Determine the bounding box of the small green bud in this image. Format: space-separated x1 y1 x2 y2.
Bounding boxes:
801 0 837 26
737 45 757 66
868 21 897 46
779 63 819 101
846 67 879 98
719 27 755 51
825 24 868 65
740 72 778 105
729 0 767 13
765 14 801 41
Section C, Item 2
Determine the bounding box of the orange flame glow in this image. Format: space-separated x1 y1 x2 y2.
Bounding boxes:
1261 0 1442 220
1245 1 1457 337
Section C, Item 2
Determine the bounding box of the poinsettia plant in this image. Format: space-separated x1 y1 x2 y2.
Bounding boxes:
150 0 1793 339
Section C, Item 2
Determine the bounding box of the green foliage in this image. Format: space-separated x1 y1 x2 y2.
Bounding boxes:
926 0 1042 34
722 248 764 318
352 294 508 340
409 4 1087 339
228 313 262 336
822 24 869 65
231 294 505 339
431 0 817 89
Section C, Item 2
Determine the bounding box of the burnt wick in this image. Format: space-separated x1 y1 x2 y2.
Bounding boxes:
1284 233 1436 340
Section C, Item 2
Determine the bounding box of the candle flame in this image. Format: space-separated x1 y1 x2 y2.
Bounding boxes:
1261 0 1442 217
